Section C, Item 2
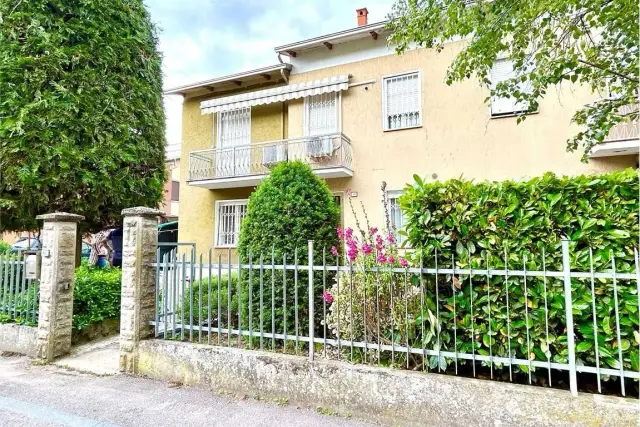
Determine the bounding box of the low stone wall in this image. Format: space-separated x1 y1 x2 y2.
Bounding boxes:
0 323 38 357
136 340 639 427
72 318 120 346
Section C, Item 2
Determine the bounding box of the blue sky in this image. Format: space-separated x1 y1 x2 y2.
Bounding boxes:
144 0 393 153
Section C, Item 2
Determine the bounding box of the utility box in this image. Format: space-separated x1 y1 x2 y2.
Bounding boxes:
24 251 41 280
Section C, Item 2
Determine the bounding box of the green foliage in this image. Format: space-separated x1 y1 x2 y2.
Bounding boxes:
72 264 121 331
387 0 639 160
0 241 10 254
238 161 340 337
0 0 166 232
182 273 239 327
397 169 639 377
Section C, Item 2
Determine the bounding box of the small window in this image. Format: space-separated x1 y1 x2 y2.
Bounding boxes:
387 191 407 245
171 181 180 202
383 72 422 131
215 200 248 247
490 59 532 116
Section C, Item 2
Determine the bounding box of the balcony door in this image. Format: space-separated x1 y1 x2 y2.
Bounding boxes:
303 93 339 160
217 107 251 177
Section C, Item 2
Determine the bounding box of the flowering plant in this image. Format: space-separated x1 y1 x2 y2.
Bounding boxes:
324 183 420 364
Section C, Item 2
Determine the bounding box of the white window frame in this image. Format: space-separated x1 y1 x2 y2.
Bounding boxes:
386 189 408 246
303 92 341 136
382 70 423 132
489 58 536 118
214 199 248 248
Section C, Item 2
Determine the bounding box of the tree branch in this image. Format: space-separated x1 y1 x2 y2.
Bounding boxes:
578 59 639 83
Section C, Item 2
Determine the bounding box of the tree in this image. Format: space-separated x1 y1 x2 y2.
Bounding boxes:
0 0 166 233
387 0 639 160
238 161 340 340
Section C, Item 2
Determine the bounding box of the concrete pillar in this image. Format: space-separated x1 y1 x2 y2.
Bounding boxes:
119 207 163 374
35 212 84 361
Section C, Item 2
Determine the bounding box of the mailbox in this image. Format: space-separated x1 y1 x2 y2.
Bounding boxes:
25 252 41 280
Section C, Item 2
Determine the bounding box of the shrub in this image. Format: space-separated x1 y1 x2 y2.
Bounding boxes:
181 273 239 328
72 264 121 331
0 241 10 254
238 161 340 339
396 169 639 377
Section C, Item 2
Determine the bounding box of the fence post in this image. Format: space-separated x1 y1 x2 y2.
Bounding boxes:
308 240 314 362
35 212 84 362
119 207 163 374
561 239 578 396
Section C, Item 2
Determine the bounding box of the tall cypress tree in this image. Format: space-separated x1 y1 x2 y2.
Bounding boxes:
0 0 166 233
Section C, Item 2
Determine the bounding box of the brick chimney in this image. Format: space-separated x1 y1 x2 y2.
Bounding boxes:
356 8 368 26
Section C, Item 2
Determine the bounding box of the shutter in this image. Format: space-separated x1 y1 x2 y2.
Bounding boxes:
305 93 337 136
490 59 530 115
384 73 421 130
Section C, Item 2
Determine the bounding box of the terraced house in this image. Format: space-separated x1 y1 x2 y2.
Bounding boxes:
167 8 639 258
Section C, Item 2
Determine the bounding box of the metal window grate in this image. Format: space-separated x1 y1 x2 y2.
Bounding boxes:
305 93 337 136
216 202 247 246
384 73 421 130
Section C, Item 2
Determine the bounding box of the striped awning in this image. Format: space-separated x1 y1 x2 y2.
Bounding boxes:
200 75 350 114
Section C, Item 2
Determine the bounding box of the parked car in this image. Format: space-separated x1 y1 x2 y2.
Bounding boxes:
9 237 41 254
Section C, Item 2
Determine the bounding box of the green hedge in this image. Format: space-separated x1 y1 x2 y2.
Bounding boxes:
182 273 239 328
0 241 10 254
399 169 639 378
72 264 121 331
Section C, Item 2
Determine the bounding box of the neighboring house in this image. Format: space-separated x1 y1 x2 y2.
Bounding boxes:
166 8 639 259
163 157 180 218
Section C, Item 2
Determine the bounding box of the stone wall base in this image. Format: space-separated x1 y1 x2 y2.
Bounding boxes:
136 340 639 427
72 318 120 346
0 323 38 357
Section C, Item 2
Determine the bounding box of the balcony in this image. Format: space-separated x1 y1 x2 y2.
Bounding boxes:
188 132 353 189
590 104 639 158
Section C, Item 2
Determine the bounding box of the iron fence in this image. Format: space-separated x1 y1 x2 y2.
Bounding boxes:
0 253 39 325
150 240 640 399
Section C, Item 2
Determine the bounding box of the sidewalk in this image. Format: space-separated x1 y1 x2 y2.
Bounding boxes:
0 355 375 427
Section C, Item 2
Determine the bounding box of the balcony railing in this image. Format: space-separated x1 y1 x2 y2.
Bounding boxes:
189 132 352 184
604 103 639 143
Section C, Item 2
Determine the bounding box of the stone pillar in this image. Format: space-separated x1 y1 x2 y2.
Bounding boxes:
119 207 163 374
35 212 84 361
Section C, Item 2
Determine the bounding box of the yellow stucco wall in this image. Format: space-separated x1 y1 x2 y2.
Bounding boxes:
179 95 284 255
179 41 636 255
287 41 636 233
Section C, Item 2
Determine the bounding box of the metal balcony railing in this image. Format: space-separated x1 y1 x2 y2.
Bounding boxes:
604 103 639 143
188 133 352 182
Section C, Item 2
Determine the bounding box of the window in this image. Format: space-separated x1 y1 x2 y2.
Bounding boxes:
387 191 407 245
171 181 180 202
304 93 338 136
216 107 251 176
490 59 532 116
215 200 248 247
217 107 251 147
382 72 422 131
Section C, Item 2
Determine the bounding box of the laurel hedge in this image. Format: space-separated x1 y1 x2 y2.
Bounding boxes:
398 169 639 381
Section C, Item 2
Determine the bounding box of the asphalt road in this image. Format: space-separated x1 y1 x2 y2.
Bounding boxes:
0 355 376 427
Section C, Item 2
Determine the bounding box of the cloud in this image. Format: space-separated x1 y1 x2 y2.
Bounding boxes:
145 0 393 147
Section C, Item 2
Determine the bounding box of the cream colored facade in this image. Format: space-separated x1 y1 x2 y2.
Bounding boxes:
173 28 637 257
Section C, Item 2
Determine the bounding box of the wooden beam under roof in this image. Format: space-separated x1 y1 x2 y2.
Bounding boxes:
323 42 333 50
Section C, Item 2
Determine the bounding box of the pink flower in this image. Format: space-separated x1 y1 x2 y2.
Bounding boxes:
399 257 408 267
331 246 338 257
376 252 386 263
347 247 358 262
387 234 396 244
375 235 384 251
361 244 372 255
345 227 353 238
369 227 378 235
337 227 344 239
323 291 334 304
387 256 395 264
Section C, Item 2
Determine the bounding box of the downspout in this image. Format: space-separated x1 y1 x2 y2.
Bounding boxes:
277 53 289 84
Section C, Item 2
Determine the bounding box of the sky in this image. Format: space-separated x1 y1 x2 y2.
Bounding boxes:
144 0 394 157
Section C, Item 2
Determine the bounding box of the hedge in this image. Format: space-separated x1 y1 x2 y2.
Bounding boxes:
72 264 121 331
397 169 639 380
